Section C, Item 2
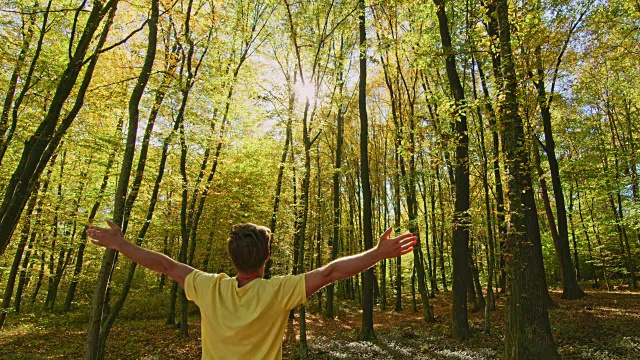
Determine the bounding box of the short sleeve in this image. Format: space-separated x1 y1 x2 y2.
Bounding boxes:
184 269 219 305
270 274 306 310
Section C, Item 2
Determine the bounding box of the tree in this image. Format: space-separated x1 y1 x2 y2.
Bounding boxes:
432 0 471 339
530 6 588 298
0 0 119 257
357 0 376 341
326 35 347 318
0 185 38 327
86 1 157 357
494 0 559 357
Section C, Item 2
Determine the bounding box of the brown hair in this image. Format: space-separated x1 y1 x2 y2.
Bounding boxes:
227 223 270 273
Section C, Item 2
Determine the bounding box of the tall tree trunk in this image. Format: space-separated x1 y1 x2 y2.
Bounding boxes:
296 94 312 356
478 13 507 294
121 44 177 233
429 180 446 292
472 58 497 332
495 0 559 357
433 0 471 339
326 51 345 317
160 117 184 326
466 259 478 312
394 151 403 312
177 122 191 338
568 184 580 281
86 2 155 358
0 188 38 327
30 251 46 304
265 76 293 279
436 167 448 292
609 193 636 288
358 0 376 340
470 252 485 310
380 170 388 307
159 234 173 289
532 141 563 278
418 170 436 297
314 141 323 312
588 198 610 290
411 264 417 312
429 179 440 294
14 229 37 314
533 47 584 299
376 22 403 312
575 181 599 289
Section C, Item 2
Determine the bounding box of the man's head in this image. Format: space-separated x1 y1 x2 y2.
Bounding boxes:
227 223 271 273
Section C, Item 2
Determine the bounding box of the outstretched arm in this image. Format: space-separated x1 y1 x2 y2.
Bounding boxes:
87 221 194 288
304 227 416 298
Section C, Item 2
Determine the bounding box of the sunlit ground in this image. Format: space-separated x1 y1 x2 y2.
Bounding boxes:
1 288 638 359
282 289 640 360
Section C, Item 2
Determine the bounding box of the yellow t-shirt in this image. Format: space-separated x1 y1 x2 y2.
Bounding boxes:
184 270 306 360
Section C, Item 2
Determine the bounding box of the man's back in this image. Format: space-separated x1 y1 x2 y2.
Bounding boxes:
87 222 415 359
184 270 306 360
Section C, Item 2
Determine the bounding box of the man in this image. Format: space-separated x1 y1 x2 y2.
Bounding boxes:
87 221 416 359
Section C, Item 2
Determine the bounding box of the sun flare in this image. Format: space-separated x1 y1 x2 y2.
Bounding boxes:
295 82 316 101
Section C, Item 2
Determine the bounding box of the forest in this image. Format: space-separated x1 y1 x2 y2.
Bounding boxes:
0 0 639 359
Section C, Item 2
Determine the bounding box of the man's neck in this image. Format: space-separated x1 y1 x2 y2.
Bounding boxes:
236 272 263 288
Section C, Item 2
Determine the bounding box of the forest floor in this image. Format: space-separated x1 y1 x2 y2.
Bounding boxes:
1 288 639 359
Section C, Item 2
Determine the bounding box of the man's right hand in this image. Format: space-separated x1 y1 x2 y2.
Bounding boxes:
304 227 416 298
374 227 417 260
